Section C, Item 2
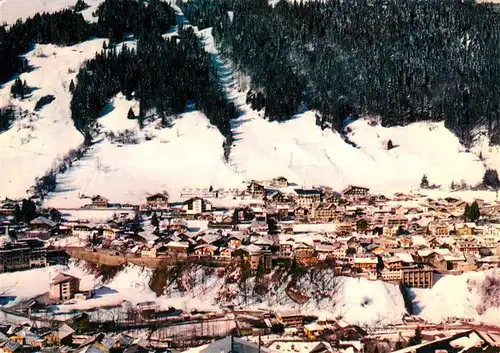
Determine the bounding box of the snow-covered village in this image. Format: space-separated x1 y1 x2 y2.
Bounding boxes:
0 178 500 352
2 0 500 350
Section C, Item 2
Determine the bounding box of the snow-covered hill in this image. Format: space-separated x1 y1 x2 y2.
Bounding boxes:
2 262 499 327
0 8 499 205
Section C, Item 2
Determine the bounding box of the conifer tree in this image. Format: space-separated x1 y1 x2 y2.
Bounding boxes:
151 212 159 227
420 175 429 189
127 107 136 120
469 201 480 222
464 203 470 222
409 327 422 346
483 169 500 189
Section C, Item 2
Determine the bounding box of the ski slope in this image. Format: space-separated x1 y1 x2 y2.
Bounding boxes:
409 269 500 325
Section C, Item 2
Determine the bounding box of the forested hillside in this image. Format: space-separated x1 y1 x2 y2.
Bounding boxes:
0 0 234 157
0 9 90 83
180 0 500 146
70 26 235 152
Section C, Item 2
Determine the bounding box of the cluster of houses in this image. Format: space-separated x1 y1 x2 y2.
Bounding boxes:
1 178 500 289
0 321 152 353
180 328 500 353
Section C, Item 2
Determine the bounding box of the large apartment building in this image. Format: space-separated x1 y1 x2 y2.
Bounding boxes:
0 239 46 272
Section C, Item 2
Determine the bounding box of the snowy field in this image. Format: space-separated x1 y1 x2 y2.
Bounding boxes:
1 263 499 327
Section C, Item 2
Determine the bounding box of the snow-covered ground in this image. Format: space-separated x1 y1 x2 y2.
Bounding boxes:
1 262 499 327
409 269 500 326
0 0 102 25
0 39 106 200
44 104 243 207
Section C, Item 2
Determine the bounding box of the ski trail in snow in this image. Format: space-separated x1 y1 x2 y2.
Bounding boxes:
196 28 250 176
173 7 244 174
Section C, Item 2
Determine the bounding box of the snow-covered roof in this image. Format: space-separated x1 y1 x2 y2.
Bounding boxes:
30 216 56 227
443 253 466 262
416 249 434 257
166 241 189 248
354 257 378 264
51 273 80 285
395 252 414 263
240 244 262 254
57 323 75 340
182 336 261 353
194 244 217 251
252 237 275 246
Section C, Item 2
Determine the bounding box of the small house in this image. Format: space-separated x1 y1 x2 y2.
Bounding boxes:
10 329 43 347
165 241 189 258
455 223 476 236
182 197 211 216
265 190 286 205
72 224 96 239
102 227 123 240
194 244 217 257
293 242 317 266
29 216 57 232
146 193 169 209
0 340 21 353
227 233 245 248
428 220 451 237
276 311 304 328
91 195 109 208
44 324 75 346
342 185 370 198
240 244 272 272
217 247 233 259
353 257 378 272
294 207 310 223
272 176 289 188
247 181 265 199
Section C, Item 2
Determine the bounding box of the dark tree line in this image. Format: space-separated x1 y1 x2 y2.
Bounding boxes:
0 106 15 132
483 169 500 189
70 26 235 153
464 201 480 222
0 9 90 83
180 0 500 146
10 78 31 99
94 0 175 43
0 0 175 85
